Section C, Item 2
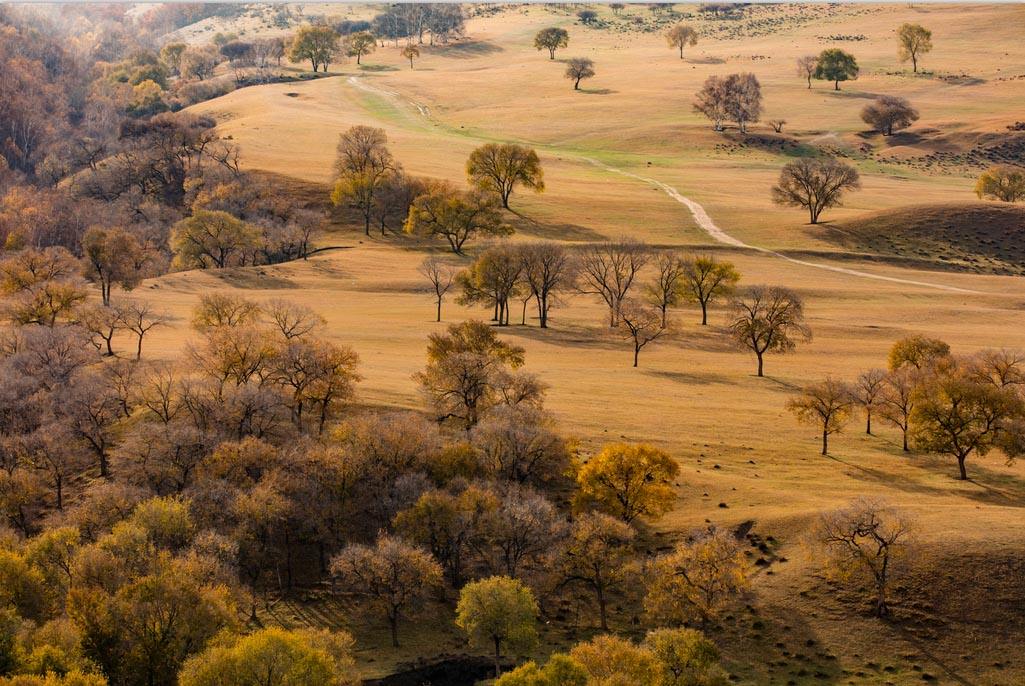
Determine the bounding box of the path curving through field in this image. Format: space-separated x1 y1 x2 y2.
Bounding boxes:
348 76 982 295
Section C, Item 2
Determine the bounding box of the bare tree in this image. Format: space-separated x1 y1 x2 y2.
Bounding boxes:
796 54 817 88
787 377 853 455
879 368 917 452
815 499 912 617
771 157 861 224
852 368 888 435
121 300 169 360
565 58 595 90
78 302 126 357
620 301 669 368
520 242 574 329
727 286 811 377
578 240 650 327
644 250 686 328
331 126 395 236
419 257 459 323
264 299 325 340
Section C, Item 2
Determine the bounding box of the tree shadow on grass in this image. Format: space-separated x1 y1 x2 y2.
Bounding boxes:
506 211 606 242
578 87 617 95
430 40 504 58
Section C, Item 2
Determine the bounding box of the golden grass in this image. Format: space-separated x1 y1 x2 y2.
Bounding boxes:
151 4 1025 681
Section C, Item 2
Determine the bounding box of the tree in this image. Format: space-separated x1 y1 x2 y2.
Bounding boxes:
170 210 261 269
610 3 626 14
495 655 588 686
81 227 148 306
160 43 188 75
975 165 1025 203
897 23 932 73
520 242 573 329
645 529 749 629
577 9 598 25
419 257 458 322
265 299 325 340
331 126 395 237
466 144 545 210
887 335 950 371
880 368 917 452
861 95 919 136
569 635 657 684
330 536 442 647
575 443 679 524
853 368 888 435
192 293 262 332
79 303 125 357
457 244 523 327
120 299 169 360
787 377 853 455
346 31 376 65
456 576 539 676
815 498 912 617
179 627 356 686
645 628 729 686
288 25 340 72
644 250 686 328
620 301 669 368
666 23 698 59
693 73 761 133
554 513 635 630
910 359 1024 480
727 286 811 377
180 46 221 80
533 28 569 59
771 157 861 224
681 255 739 326
814 49 859 90
578 239 650 327
401 44 419 69
796 54 817 88
565 58 595 90
404 183 511 254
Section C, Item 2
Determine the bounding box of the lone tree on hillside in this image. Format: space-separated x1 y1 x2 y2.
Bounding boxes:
666 23 699 59
727 285 811 377
404 183 511 253
577 9 598 25
288 25 340 72
565 57 595 90
813 48 859 90
456 576 539 676
346 31 376 65
787 377 853 455
331 125 395 236
796 54 818 88
620 301 669 367
401 44 420 69
975 165 1025 202
815 499 912 618
610 3 626 14
534 27 569 59
681 255 740 325
861 95 919 136
418 257 458 322
897 23 932 73
466 143 545 209
771 157 861 224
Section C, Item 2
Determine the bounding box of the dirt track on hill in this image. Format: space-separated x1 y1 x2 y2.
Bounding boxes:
348 75 984 296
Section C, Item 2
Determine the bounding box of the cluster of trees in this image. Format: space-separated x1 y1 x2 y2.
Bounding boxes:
975 165 1025 203
788 335 1025 480
531 28 596 91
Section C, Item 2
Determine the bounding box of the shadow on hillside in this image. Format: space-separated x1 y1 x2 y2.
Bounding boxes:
507 212 606 241
497 322 624 352
579 87 617 95
213 268 297 290
827 89 881 100
431 40 503 58
643 368 732 386
688 56 726 64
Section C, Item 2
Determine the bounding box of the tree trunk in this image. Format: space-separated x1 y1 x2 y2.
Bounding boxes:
436 298 442 322
756 352 764 377
135 334 143 360
55 477 63 511
866 412 872 435
821 429 828 456
902 430 909 452
679 45 684 59
700 300 708 325
912 55 917 73
834 80 840 90
633 343 640 368
957 454 968 480
494 637 502 676
364 215 370 237
390 616 400 647
574 78 581 90
597 587 608 630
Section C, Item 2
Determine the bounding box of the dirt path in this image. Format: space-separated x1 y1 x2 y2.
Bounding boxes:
348 76 983 295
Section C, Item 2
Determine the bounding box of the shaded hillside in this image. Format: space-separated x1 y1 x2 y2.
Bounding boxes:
817 203 1025 275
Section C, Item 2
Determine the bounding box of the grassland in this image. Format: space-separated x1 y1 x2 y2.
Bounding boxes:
141 3 1025 683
